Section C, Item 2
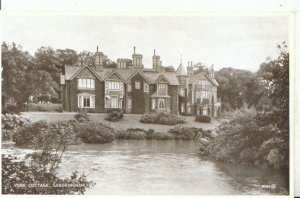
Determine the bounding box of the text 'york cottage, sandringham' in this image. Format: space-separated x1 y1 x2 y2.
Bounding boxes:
61 47 221 116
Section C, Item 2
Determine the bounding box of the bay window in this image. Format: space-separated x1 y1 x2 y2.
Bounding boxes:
158 99 165 110
152 99 156 110
78 95 95 108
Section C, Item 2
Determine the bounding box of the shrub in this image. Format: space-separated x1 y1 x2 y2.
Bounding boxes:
195 115 211 123
74 111 90 122
26 103 63 112
105 109 124 122
2 103 21 114
207 109 288 169
115 128 147 140
3 155 94 194
12 120 78 146
2 114 30 141
76 122 115 143
168 126 202 140
140 112 186 125
152 132 175 140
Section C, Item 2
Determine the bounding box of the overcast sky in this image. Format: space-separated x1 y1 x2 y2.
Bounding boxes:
2 13 289 72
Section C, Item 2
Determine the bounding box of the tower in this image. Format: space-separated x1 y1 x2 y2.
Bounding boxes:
132 46 143 69
152 49 161 71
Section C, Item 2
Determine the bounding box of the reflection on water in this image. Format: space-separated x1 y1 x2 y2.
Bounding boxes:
2 140 289 195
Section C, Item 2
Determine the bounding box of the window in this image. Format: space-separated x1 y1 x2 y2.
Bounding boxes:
157 84 167 94
144 83 149 92
158 99 165 110
111 97 119 108
78 79 95 89
152 99 156 110
181 103 185 113
108 81 121 90
180 89 185 97
203 91 210 98
128 98 132 108
127 83 132 92
202 107 208 115
78 95 95 108
135 81 141 89
187 105 191 113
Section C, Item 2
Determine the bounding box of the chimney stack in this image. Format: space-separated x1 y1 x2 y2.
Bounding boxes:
152 49 161 71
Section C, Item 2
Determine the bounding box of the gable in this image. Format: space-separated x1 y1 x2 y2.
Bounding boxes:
75 67 96 79
107 73 122 81
125 70 150 84
155 75 169 84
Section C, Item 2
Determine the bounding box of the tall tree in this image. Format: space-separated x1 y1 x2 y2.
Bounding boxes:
2 42 33 108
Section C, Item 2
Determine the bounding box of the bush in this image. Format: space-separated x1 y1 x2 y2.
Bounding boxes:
12 120 78 146
105 109 124 122
140 112 186 125
2 103 21 114
115 128 147 140
2 114 30 141
168 126 202 140
207 109 288 169
76 122 115 143
26 103 63 112
195 115 211 123
152 132 175 140
74 111 90 122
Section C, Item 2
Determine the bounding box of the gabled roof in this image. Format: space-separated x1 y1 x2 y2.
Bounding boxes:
155 74 170 84
104 70 126 82
188 72 218 86
143 70 180 85
65 65 180 85
124 70 151 84
176 63 187 76
67 65 102 81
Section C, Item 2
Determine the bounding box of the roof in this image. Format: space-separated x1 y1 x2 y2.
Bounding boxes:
188 72 219 86
64 65 180 85
65 66 81 80
176 63 187 76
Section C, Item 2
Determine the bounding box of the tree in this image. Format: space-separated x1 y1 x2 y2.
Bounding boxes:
2 42 33 110
258 42 289 137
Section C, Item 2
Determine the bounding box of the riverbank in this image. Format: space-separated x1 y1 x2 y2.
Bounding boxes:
1 140 289 195
20 112 222 132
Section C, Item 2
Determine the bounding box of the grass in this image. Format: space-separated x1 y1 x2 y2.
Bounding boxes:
20 112 221 133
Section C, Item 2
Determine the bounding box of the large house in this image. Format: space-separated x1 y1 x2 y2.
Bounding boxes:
61 47 221 117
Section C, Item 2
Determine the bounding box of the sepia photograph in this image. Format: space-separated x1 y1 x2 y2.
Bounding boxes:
1 0 295 196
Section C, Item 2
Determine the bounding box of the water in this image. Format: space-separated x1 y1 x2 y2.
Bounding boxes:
2 140 289 195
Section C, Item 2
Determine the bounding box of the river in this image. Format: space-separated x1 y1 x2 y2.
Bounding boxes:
2 140 289 195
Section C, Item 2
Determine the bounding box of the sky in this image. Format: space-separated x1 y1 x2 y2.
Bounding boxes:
2 13 289 72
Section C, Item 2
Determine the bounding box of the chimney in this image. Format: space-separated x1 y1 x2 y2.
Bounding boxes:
152 49 161 71
132 46 143 68
209 64 215 78
187 60 193 75
95 45 104 71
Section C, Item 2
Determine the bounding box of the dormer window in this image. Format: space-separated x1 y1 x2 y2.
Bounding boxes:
157 83 167 94
78 79 95 89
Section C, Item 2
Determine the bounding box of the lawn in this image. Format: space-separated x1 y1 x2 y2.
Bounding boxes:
20 112 221 133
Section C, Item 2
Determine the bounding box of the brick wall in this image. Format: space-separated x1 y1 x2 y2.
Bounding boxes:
168 85 178 114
